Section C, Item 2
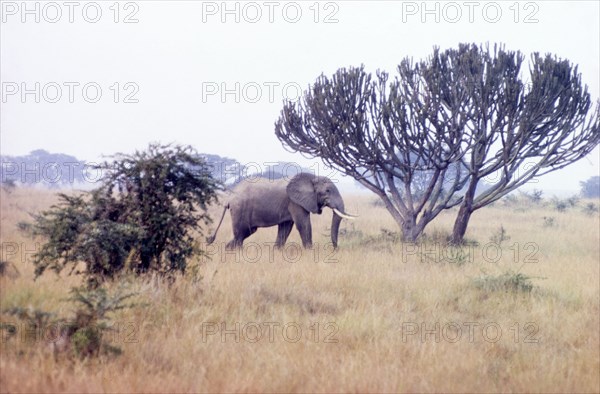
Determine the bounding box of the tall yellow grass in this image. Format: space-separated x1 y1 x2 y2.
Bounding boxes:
1 187 598 393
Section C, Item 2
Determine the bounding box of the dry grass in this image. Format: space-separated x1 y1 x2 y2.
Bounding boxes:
1 187 599 393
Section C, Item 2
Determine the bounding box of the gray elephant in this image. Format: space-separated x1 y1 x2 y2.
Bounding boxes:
207 173 356 249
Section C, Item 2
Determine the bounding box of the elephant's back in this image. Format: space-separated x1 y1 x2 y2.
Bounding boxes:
228 178 291 226
231 178 287 197
229 178 288 209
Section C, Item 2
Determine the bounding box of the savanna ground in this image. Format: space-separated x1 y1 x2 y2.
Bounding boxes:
0 186 598 393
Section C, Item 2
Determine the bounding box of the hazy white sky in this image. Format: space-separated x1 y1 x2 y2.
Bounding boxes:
1 0 599 193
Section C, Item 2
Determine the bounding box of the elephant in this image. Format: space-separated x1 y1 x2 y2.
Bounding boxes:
207 173 357 249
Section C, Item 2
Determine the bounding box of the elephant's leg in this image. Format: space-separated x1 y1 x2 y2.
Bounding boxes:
248 226 258 240
289 204 313 248
275 221 294 248
233 226 258 248
294 218 313 248
225 239 238 250
226 226 257 250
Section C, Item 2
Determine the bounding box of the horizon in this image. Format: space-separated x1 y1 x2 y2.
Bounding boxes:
1 146 596 197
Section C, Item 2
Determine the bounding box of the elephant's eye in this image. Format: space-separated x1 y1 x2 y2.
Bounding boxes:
326 188 330 193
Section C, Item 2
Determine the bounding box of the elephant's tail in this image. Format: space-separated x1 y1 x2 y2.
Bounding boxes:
206 203 230 244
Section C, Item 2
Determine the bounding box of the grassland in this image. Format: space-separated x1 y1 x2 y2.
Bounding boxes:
0 187 599 393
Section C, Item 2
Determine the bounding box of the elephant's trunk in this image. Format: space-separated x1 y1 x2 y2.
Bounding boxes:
328 195 357 248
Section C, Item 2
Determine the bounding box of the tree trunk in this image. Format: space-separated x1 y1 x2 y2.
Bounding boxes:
401 216 419 243
451 177 478 244
451 204 473 244
375 192 427 243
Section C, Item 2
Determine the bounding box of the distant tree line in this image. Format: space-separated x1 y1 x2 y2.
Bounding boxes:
0 149 242 188
1 149 89 187
580 176 600 198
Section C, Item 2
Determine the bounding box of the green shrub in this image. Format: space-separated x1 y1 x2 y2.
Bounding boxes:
582 202 599 217
1 286 138 359
336 222 364 240
64 286 138 358
551 197 568 212
421 228 451 244
518 189 543 204
28 143 222 284
472 270 541 293
489 225 510 245
566 195 580 208
1 306 55 344
542 216 556 227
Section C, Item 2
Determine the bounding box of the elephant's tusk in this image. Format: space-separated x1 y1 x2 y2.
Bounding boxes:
332 208 358 220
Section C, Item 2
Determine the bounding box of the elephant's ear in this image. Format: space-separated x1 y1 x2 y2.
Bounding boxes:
287 173 319 213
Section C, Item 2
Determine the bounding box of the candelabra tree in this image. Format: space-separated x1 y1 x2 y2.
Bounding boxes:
276 44 599 243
